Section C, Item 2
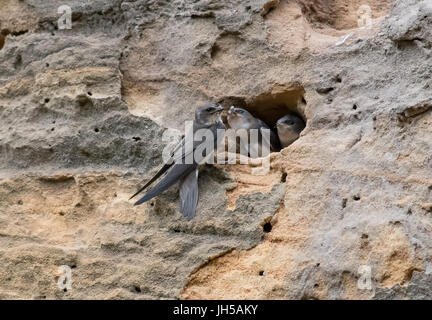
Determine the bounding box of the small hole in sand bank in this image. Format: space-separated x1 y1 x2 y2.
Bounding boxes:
44 98 50 104
134 286 141 293
258 270 264 276
353 104 358 110
17 200 23 205
317 87 334 95
280 172 287 183
353 195 361 201
263 222 272 233
94 128 99 133
87 92 92 96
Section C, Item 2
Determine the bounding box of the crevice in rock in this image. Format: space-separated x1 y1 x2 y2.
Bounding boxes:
397 100 432 122
184 248 236 279
0 29 10 50
0 29 26 50
261 0 280 17
317 87 334 95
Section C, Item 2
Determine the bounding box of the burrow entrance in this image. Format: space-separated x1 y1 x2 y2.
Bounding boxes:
218 84 307 150
219 85 306 127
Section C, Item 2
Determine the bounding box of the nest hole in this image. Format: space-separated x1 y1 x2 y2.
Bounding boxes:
133 286 141 293
246 86 306 128
263 222 272 233
219 85 307 152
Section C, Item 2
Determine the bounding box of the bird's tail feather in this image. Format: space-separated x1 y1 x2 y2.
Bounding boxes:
134 164 196 206
179 169 199 220
129 163 173 200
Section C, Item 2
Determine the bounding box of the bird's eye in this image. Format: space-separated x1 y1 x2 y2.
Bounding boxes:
286 121 294 125
237 110 244 114
206 108 213 112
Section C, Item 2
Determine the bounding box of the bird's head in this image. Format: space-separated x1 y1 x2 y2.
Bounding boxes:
276 114 305 133
227 106 256 129
195 102 225 125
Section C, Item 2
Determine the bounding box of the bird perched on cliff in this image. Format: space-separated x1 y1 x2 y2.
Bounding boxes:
227 106 280 157
130 102 226 220
276 113 305 148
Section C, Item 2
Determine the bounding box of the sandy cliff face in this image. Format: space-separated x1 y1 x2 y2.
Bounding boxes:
0 0 431 299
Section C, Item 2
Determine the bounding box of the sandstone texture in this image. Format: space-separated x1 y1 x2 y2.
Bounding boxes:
0 0 431 299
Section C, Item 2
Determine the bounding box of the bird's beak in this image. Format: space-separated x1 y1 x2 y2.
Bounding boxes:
212 104 225 114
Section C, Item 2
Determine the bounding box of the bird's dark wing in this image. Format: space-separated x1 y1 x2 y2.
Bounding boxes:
129 163 173 200
179 168 199 220
134 163 197 206
130 133 187 200
269 129 281 151
133 120 225 206
257 119 280 152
